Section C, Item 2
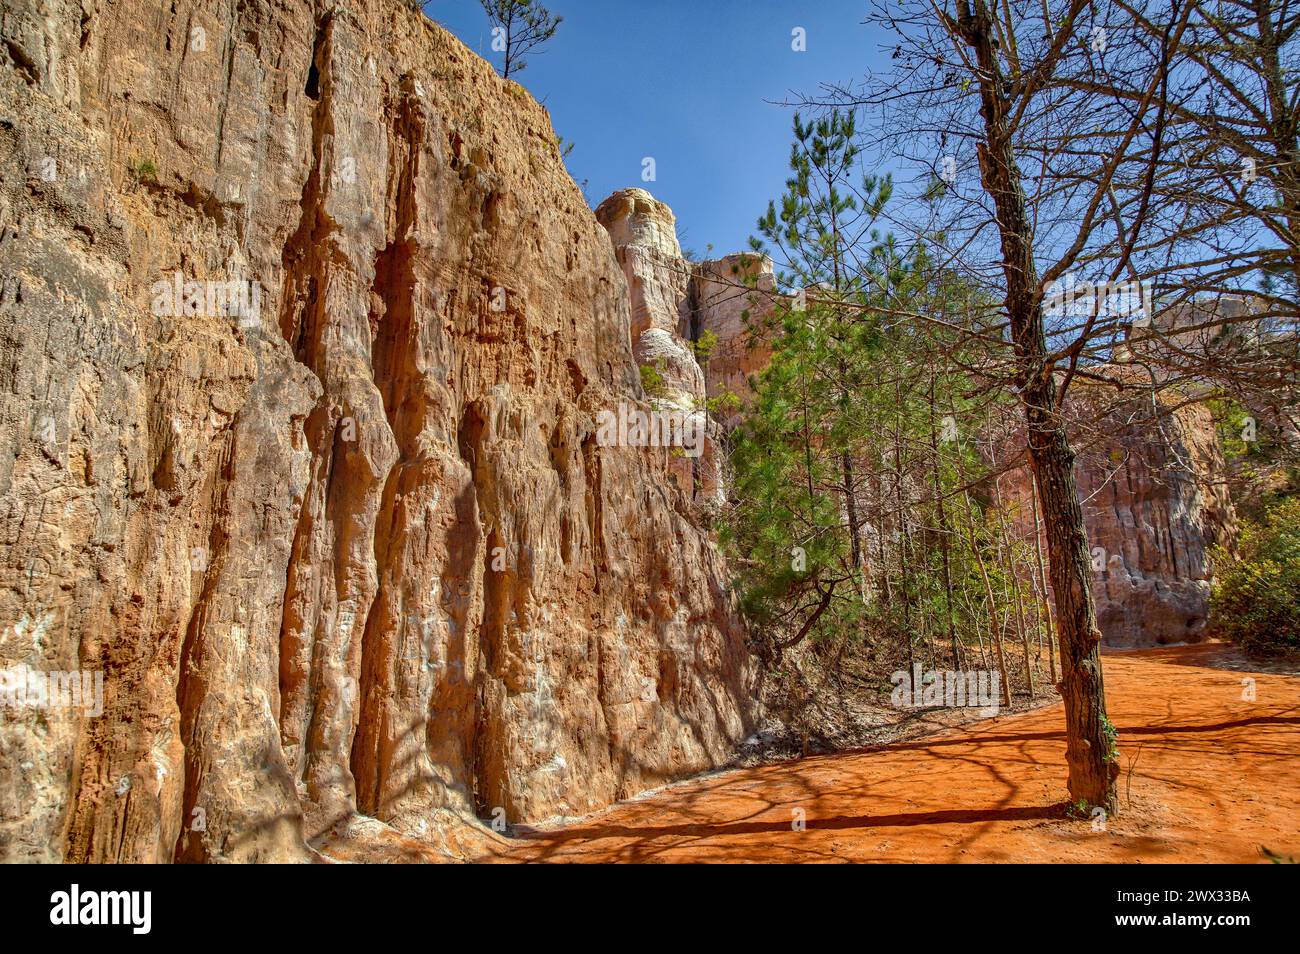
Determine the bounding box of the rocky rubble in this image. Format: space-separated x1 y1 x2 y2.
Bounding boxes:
0 0 751 862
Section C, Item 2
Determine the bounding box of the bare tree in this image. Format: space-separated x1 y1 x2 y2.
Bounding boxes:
784 0 1299 815
480 0 562 79
704 0 1296 815
1096 0 1299 462
781 0 1198 814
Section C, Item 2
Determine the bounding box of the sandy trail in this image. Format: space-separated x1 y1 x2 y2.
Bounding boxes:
483 644 1299 863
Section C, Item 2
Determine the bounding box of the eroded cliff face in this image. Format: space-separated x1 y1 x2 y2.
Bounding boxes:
692 254 776 427
594 188 778 507
1005 386 1237 648
1079 396 1236 647
0 0 751 863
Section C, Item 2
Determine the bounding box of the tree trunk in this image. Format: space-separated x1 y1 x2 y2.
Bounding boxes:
971 519 1013 708
841 450 866 601
994 475 1034 695
1030 483 1058 684
954 0 1119 813
928 379 962 669
1026 410 1118 812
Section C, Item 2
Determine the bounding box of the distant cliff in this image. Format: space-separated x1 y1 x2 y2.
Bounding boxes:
1002 381 1237 648
595 188 778 508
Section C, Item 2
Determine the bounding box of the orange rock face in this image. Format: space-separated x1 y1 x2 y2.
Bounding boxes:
0 0 751 862
692 254 778 426
1002 385 1237 648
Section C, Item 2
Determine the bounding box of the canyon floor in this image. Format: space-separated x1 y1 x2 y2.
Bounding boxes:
475 643 1299 863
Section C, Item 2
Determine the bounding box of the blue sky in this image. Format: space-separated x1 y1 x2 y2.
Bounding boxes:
429 0 890 257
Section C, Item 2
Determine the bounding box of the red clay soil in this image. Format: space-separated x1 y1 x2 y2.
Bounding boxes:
481 644 1299 863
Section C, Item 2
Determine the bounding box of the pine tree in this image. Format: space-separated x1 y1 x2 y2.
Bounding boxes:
479 0 562 79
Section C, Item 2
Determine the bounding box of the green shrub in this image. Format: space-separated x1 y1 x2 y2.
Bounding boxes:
700 390 741 416
1211 498 1300 654
692 329 719 364
131 158 158 183
639 362 667 398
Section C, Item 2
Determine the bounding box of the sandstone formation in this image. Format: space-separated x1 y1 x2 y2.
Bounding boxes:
1004 385 1237 648
595 189 779 506
692 254 777 426
0 0 751 863
595 190 708 502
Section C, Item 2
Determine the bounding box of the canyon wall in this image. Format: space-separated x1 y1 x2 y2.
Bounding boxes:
692 253 776 426
1077 394 1237 647
1004 385 1237 648
594 188 777 509
0 0 751 863
596 185 776 434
